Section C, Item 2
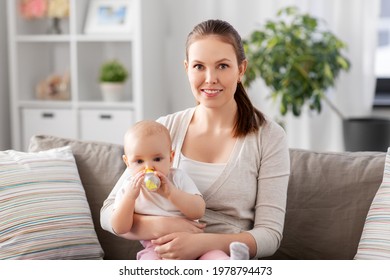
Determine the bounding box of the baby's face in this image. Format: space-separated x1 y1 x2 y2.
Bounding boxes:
123 131 172 176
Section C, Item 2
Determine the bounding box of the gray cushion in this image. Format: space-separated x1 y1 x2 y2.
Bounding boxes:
266 149 386 260
29 135 142 260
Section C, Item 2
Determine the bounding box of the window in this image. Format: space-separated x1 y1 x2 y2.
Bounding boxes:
374 0 390 106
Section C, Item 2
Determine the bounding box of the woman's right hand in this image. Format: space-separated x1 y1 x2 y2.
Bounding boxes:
118 215 206 241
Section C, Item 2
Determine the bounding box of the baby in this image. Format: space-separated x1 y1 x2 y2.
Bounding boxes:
112 120 249 260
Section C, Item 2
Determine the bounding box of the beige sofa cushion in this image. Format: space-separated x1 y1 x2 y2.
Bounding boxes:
267 149 386 260
29 135 142 260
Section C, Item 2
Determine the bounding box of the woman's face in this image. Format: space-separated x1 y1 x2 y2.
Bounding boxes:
185 36 247 109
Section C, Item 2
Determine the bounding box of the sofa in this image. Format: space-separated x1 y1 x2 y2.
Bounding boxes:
2 135 388 260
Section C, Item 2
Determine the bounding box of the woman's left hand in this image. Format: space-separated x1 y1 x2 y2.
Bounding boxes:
152 232 205 260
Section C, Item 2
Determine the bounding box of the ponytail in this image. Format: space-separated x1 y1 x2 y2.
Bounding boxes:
234 82 265 137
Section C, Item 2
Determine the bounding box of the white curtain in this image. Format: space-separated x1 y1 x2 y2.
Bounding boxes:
165 0 380 151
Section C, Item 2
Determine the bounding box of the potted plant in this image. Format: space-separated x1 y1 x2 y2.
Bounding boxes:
99 59 129 102
243 6 390 152
243 6 350 117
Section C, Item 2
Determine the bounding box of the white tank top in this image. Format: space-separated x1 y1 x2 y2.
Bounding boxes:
178 152 226 193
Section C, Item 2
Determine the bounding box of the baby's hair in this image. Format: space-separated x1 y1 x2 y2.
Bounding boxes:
124 120 172 154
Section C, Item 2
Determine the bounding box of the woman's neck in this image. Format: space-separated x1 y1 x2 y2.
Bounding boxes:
193 102 237 134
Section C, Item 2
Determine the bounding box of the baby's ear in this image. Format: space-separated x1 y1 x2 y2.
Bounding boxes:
170 150 175 165
122 155 129 167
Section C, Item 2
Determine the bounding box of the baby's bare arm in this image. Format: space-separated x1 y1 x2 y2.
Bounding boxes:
168 188 205 220
111 172 144 234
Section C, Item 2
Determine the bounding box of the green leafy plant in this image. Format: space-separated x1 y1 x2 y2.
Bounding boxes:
243 6 351 117
99 60 129 83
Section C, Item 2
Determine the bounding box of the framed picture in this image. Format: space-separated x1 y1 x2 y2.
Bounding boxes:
84 0 133 34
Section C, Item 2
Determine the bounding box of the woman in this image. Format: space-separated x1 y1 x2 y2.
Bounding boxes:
101 19 290 260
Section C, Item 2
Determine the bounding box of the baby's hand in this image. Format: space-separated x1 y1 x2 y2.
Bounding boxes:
125 171 144 199
154 171 174 198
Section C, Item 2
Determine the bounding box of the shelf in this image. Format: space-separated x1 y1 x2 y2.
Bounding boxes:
18 100 73 109
76 34 134 42
15 34 134 43
15 35 71 42
18 100 135 110
77 101 135 110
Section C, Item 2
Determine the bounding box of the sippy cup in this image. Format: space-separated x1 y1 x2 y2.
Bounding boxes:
144 169 161 191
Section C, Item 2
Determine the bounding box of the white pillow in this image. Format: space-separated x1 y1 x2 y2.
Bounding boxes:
0 146 104 259
355 147 390 259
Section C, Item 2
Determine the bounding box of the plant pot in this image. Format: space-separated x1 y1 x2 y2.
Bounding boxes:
100 83 124 102
343 117 390 152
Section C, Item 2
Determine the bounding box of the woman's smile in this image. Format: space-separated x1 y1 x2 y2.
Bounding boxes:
202 88 222 97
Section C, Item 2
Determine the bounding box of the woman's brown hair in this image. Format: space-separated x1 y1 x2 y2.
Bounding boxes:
186 19 266 137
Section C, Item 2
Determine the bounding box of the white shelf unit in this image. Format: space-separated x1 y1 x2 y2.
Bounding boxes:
7 0 167 151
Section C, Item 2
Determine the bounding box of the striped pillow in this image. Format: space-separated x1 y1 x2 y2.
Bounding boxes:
355 147 390 259
0 146 104 259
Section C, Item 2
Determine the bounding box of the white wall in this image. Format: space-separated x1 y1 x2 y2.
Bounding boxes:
0 0 11 150
163 0 219 113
